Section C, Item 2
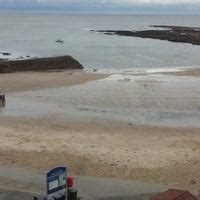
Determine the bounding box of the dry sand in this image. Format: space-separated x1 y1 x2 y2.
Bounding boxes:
0 70 107 93
0 68 200 192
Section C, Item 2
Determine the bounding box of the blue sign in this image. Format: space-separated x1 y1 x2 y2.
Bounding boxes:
46 166 67 195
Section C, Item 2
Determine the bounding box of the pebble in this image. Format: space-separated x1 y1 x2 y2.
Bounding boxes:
190 180 196 185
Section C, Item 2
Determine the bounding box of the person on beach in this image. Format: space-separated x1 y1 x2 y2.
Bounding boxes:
0 93 5 107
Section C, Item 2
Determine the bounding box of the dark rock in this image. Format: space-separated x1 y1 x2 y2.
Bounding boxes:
190 180 197 185
95 25 200 45
1 52 11 56
0 55 83 73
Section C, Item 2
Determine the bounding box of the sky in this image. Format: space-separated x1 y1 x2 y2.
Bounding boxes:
1 0 200 13
1 0 200 3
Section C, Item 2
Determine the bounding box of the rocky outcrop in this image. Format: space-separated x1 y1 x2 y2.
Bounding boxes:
0 55 83 73
94 25 200 45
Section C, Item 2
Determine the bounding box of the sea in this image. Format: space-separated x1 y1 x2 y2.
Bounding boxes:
1 13 200 70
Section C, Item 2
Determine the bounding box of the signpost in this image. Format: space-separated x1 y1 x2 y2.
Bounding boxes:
34 166 77 200
46 166 67 198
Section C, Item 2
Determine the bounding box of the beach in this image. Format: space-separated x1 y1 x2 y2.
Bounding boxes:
0 67 200 193
0 70 106 92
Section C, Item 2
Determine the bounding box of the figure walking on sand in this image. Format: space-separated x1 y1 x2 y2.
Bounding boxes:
0 92 5 108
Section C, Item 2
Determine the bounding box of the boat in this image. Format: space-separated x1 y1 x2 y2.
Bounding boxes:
55 39 64 44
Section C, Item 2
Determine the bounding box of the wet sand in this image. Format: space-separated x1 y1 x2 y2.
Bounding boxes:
0 68 200 192
159 67 200 77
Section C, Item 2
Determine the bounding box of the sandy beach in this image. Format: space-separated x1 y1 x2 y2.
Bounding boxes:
0 68 200 192
0 70 107 93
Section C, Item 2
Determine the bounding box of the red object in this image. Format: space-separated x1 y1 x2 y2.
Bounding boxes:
67 176 74 188
151 189 197 200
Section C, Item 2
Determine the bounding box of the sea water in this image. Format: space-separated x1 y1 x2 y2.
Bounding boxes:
1 13 200 70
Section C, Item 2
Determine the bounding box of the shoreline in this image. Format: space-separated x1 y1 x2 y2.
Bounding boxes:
1 66 200 94
97 66 200 77
158 67 200 77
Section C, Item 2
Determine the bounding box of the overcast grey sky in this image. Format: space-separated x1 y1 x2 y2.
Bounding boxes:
1 0 200 3
1 0 200 13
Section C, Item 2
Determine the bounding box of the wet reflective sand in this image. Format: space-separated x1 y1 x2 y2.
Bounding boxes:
3 73 200 128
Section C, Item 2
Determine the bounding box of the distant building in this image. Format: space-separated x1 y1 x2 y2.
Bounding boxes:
151 189 197 200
